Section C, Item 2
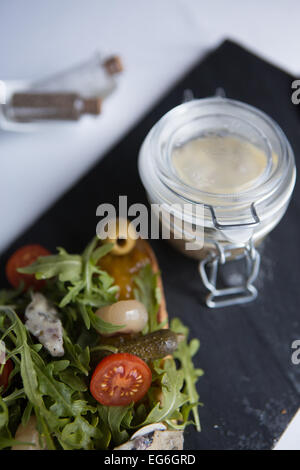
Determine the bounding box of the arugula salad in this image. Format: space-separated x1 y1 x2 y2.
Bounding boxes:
0 227 203 450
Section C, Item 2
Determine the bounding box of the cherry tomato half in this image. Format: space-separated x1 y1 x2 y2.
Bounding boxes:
90 353 152 406
5 244 51 290
0 359 13 391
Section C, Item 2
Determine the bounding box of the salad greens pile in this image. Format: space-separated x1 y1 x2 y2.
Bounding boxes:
0 238 203 450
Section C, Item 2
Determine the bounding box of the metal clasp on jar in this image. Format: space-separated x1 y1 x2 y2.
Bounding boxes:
199 239 260 308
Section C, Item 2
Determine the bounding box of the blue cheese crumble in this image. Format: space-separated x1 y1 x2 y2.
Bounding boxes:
25 293 64 357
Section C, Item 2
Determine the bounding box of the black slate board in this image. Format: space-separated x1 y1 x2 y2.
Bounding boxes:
1 40 300 450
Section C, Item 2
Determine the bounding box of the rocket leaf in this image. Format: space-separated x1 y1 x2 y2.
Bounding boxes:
139 358 189 426
18 247 82 283
171 317 204 431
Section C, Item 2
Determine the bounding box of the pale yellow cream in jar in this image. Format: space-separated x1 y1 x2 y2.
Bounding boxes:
172 135 270 194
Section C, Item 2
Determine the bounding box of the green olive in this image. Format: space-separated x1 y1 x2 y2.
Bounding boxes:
95 300 148 336
103 218 137 255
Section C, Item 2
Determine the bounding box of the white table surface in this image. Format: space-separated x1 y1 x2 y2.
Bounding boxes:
0 0 299 449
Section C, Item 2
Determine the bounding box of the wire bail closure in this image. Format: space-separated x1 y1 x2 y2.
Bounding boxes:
199 240 260 308
206 202 260 230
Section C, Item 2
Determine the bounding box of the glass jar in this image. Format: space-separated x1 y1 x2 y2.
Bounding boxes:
138 97 296 308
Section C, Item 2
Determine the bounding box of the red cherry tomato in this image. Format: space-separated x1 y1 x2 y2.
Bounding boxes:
5 244 51 290
90 353 152 406
0 359 13 391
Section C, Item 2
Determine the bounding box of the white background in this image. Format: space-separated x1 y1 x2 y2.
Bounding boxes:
0 0 299 449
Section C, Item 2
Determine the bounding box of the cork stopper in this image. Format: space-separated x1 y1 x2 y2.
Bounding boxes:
82 97 102 115
103 55 123 75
